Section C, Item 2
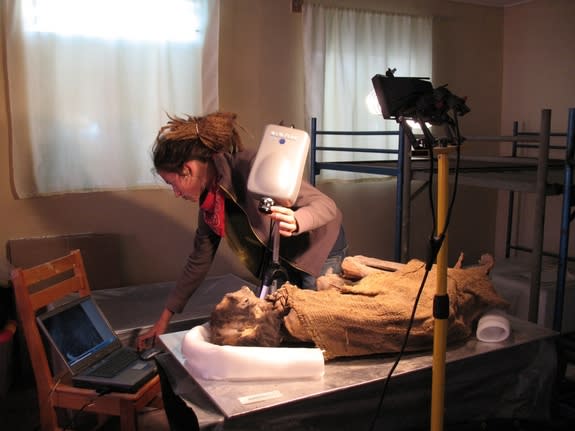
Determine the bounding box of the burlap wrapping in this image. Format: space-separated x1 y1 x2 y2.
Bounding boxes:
274 259 508 360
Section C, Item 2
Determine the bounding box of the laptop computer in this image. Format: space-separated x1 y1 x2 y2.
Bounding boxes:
37 295 156 393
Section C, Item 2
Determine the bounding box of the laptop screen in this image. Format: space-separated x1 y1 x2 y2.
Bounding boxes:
37 296 121 374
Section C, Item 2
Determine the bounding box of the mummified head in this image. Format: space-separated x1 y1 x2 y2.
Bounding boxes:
209 286 282 347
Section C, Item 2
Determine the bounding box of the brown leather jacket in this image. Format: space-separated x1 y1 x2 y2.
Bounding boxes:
165 149 343 314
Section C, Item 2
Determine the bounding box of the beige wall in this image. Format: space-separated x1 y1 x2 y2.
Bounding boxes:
496 0 575 260
4 0 559 287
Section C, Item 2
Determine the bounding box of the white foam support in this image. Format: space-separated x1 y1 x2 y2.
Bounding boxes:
181 323 325 381
476 310 511 343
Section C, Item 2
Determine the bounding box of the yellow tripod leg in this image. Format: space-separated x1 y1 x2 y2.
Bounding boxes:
431 148 453 431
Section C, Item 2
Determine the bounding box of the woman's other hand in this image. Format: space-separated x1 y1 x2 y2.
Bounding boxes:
269 205 299 237
137 308 173 350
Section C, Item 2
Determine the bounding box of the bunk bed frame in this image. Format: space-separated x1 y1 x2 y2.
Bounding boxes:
309 108 575 332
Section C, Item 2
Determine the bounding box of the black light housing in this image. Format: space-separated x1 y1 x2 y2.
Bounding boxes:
371 69 470 126
371 73 434 120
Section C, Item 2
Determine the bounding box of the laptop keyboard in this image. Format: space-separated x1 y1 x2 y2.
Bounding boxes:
88 349 140 378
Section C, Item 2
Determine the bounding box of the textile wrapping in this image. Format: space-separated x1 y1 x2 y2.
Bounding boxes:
274 259 508 360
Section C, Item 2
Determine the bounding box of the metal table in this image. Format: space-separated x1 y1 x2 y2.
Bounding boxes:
158 316 559 430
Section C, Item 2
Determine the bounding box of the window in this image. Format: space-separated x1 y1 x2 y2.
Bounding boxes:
4 0 219 197
303 4 432 181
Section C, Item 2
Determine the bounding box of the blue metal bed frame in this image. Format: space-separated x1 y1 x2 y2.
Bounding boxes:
309 108 575 332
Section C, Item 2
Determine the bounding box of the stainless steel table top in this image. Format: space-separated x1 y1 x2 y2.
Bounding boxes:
94 273 257 340
159 315 557 427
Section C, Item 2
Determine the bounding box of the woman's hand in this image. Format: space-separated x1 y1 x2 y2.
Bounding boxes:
137 308 173 350
269 205 299 237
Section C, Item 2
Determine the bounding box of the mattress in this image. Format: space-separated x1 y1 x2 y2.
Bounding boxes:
490 256 575 331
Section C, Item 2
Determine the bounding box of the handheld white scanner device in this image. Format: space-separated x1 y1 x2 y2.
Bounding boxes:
248 123 310 298
247 124 310 211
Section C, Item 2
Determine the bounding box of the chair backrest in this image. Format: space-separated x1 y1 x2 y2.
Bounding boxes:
11 249 92 430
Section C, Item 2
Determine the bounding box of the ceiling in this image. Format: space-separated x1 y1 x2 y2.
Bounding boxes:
449 0 533 7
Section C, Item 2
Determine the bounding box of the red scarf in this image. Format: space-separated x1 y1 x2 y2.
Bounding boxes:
200 183 226 237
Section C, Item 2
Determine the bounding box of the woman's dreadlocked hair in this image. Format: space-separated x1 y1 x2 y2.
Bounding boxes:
152 111 244 173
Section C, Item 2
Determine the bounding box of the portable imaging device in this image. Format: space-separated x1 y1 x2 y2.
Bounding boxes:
247 124 310 212
247 123 310 298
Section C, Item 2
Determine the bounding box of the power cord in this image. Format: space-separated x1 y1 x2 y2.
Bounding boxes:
61 388 111 431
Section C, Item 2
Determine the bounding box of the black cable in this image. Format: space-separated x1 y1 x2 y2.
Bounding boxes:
425 114 464 271
368 267 431 431
427 142 437 233
439 113 463 237
61 388 111 431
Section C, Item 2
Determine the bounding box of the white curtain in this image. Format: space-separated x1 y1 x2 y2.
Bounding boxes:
303 3 432 181
4 0 219 198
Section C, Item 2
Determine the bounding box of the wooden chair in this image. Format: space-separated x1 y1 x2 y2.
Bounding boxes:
11 249 162 431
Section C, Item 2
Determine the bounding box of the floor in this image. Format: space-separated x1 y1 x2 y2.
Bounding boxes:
1 372 171 431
